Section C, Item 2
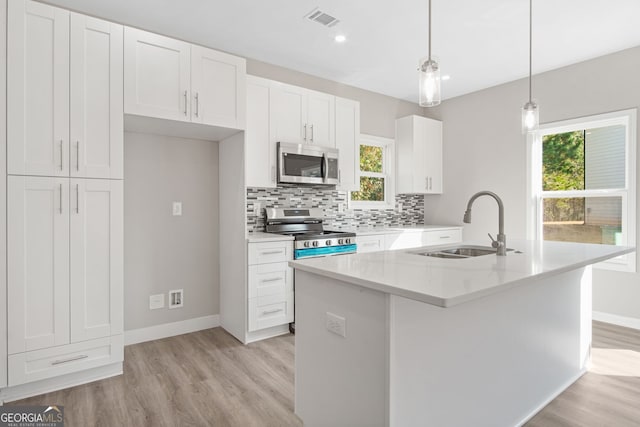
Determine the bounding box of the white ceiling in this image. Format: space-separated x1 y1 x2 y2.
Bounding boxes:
41 0 640 103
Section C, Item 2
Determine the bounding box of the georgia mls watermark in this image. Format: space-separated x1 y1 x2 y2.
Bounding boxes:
0 406 64 427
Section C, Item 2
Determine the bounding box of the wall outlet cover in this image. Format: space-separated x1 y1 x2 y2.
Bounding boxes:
169 289 184 309
326 312 346 338
172 202 182 216
149 294 164 310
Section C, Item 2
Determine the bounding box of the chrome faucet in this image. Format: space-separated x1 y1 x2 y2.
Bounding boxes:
463 191 507 256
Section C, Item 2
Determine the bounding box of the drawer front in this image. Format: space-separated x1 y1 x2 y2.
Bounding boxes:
248 292 294 332
8 335 124 386
423 228 462 246
356 235 385 253
248 262 293 298
248 241 293 265
385 232 423 250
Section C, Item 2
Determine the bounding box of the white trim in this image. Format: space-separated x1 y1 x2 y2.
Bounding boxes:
124 314 220 346
0 362 123 404
350 134 396 210
593 310 640 330
245 324 290 344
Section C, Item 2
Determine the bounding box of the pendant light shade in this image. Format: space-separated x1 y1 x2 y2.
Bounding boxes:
419 0 440 107
522 0 538 133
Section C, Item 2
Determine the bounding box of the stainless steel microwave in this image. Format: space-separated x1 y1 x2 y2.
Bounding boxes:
277 142 339 186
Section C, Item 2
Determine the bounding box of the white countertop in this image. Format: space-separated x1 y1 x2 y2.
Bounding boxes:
246 231 294 243
289 239 635 308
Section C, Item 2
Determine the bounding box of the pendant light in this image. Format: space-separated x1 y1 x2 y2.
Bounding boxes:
419 0 440 107
522 0 539 133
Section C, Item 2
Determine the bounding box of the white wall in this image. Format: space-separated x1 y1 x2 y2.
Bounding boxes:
124 132 219 330
427 45 640 322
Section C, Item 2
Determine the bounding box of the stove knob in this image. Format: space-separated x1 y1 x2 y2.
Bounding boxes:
345 238 351 244
312 241 319 247
338 239 344 245
303 241 310 247
325 240 332 246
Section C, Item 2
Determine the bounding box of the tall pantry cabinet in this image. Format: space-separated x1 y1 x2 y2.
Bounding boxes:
5 0 124 389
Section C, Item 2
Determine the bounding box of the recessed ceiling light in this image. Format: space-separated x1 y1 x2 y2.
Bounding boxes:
334 34 347 43
441 75 451 81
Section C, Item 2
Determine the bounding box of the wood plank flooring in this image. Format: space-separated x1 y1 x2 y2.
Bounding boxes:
8 321 640 426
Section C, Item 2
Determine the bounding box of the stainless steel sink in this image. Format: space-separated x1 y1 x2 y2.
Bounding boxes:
411 245 515 259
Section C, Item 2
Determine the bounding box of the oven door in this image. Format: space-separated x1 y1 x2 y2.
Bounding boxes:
278 142 339 185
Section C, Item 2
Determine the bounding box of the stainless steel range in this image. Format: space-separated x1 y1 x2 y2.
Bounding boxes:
265 208 356 259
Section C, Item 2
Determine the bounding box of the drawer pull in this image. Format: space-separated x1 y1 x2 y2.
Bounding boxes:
51 354 89 366
260 250 284 255
363 242 378 246
439 235 451 239
262 308 284 315
261 277 284 283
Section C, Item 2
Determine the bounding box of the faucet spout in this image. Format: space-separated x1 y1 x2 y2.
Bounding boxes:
462 191 507 256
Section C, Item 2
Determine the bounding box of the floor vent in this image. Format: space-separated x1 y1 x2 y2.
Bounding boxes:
305 8 340 28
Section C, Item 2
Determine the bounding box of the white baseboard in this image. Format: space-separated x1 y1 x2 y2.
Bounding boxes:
593 311 640 330
124 314 220 346
1 362 122 404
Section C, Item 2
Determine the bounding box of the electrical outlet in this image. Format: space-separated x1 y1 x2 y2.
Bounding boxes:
338 202 345 213
169 289 184 309
149 294 164 310
326 312 346 338
172 202 182 216
254 202 262 216
397 202 403 213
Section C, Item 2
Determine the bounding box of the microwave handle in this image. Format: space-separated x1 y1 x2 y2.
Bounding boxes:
321 153 328 182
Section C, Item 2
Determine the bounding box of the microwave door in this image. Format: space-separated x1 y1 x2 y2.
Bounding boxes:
280 152 324 184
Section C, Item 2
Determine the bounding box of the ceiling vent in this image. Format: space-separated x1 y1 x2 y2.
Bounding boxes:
305 8 340 28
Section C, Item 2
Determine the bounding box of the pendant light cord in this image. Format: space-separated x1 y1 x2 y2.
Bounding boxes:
528 0 532 102
428 0 432 61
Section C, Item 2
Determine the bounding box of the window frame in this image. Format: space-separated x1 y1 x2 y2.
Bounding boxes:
526 109 637 272
349 134 395 210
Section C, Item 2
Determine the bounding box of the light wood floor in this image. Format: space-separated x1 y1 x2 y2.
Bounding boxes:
9 321 640 426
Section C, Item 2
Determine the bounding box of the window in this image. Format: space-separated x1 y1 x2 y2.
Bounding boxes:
527 109 636 271
350 134 395 209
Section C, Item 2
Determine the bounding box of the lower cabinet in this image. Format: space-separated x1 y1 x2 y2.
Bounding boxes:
356 235 385 253
7 176 123 386
357 228 463 254
247 241 294 332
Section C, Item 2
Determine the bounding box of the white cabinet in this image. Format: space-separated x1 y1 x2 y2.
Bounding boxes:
356 228 463 254
124 27 246 129
270 82 335 147
245 76 277 188
335 97 360 192
7 176 123 385
396 115 443 194
8 1 123 179
356 235 385 253
247 241 294 332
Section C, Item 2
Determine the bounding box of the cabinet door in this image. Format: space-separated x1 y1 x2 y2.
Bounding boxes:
424 119 443 194
70 14 123 179
124 27 190 121
7 0 69 176
191 45 246 129
8 176 70 354
270 83 307 144
246 76 277 188
335 97 360 192
70 179 124 342
306 89 335 147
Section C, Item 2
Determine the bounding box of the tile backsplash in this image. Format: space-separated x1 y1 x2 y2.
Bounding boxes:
246 187 424 233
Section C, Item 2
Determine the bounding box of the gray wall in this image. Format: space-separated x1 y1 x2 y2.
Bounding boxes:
124 132 219 330
427 45 640 321
247 59 424 139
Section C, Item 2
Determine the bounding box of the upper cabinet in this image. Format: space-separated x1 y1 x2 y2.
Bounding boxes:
395 115 443 194
7 1 123 179
124 27 246 130
246 76 276 188
270 82 335 147
335 97 360 192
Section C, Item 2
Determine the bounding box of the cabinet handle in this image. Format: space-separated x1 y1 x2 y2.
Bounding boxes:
338 169 341 183
76 184 80 214
425 177 428 190
262 308 284 316
260 250 284 255
59 140 64 171
59 183 63 214
271 166 276 182
363 242 377 246
303 124 307 141
310 124 314 142
439 235 451 239
183 90 188 116
51 354 88 366
429 177 433 190
76 141 80 171
261 277 284 283
195 92 199 117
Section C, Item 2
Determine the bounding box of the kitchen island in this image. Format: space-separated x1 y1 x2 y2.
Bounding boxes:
289 240 634 427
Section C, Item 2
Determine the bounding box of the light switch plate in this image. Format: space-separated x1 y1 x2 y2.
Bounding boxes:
149 294 164 310
172 202 182 216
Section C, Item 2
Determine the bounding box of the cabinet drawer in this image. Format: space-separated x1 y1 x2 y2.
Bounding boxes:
8 335 124 386
385 232 423 250
248 293 294 332
248 241 292 265
356 235 385 253
423 229 462 245
248 262 293 298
